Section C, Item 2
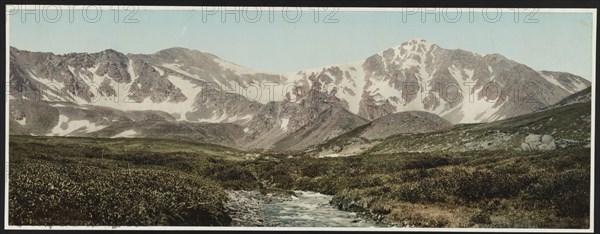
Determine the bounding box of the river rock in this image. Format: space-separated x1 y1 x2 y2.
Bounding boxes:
225 190 294 227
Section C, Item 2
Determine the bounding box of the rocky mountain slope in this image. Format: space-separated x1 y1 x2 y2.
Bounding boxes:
540 87 591 111
237 83 369 151
8 98 245 147
8 39 591 150
308 88 592 157
360 111 452 140
307 111 452 157
366 99 591 155
10 39 590 123
289 39 590 123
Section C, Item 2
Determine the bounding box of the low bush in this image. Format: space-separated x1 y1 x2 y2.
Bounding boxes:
9 160 230 226
521 170 590 217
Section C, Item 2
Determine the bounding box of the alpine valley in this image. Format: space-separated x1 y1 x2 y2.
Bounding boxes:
8 39 593 228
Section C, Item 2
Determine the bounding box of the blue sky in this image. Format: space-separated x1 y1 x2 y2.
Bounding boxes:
8 7 595 79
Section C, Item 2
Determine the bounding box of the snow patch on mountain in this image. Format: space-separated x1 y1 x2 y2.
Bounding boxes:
448 65 465 81
161 63 205 81
337 63 367 113
167 75 202 120
464 69 474 80
49 103 90 110
67 65 76 76
26 71 66 101
48 115 104 136
127 58 137 79
195 111 252 124
574 80 589 90
540 72 589 93
541 73 567 91
82 124 108 133
281 118 289 131
229 114 254 123
85 64 108 85
153 66 164 76
285 60 367 113
112 130 138 138
214 58 259 75
456 86 501 123
43 89 65 102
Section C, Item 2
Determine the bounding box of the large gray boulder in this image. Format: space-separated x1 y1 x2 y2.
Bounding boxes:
522 134 556 151
525 134 542 143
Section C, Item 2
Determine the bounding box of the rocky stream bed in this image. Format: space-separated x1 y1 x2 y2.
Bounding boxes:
224 190 397 227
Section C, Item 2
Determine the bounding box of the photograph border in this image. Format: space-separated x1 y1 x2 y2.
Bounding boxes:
2 2 598 233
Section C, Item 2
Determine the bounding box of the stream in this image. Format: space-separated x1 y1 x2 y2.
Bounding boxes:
261 191 387 227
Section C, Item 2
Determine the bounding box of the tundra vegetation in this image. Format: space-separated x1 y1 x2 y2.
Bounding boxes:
9 134 589 228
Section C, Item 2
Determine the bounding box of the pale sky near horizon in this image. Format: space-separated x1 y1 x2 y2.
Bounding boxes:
8 7 595 79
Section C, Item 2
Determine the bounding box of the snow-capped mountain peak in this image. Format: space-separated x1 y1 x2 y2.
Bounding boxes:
9 39 591 128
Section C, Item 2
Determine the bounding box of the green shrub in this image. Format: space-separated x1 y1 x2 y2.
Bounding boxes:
521 170 590 217
450 169 526 201
200 161 260 190
404 155 450 169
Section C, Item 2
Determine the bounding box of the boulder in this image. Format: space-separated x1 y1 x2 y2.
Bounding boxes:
525 134 541 144
537 143 552 151
546 141 556 150
541 135 554 144
521 143 533 151
522 134 556 152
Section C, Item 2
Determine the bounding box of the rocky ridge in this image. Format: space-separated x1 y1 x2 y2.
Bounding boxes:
9 39 591 151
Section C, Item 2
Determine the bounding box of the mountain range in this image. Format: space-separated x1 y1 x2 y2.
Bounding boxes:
8 39 591 151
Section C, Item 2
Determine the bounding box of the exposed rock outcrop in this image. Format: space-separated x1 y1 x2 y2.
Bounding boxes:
521 134 556 151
